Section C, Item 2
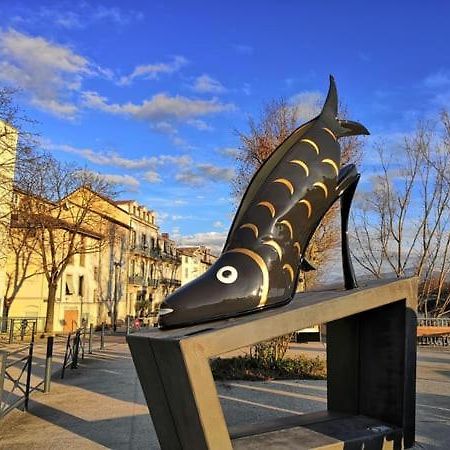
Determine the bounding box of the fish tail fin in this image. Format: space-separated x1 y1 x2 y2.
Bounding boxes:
321 75 370 137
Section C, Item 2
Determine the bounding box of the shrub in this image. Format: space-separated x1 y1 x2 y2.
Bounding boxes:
210 354 326 381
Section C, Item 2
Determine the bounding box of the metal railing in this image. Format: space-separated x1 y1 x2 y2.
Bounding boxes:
0 317 46 343
417 317 450 327
417 316 450 347
417 335 449 346
0 323 35 418
61 328 84 379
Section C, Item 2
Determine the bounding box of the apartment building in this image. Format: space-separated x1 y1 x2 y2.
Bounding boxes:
0 120 18 312
0 127 213 331
179 246 217 284
116 201 181 320
4 186 130 332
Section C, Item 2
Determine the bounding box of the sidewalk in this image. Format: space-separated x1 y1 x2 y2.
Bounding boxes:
0 341 449 449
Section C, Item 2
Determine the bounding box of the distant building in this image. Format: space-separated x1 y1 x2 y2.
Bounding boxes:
179 246 217 285
116 201 181 321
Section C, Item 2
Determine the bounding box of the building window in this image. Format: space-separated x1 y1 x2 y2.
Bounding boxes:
185 268 188 278
65 275 74 295
78 275 84 297
130 230 136 248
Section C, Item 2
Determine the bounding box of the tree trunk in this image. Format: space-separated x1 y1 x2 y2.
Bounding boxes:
1 300 9 332
44 282 58 333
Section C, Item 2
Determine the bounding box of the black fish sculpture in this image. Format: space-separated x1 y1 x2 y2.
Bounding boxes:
159 76 369 328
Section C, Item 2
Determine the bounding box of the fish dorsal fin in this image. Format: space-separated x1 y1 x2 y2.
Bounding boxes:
321 75 338 118
224 119 315 251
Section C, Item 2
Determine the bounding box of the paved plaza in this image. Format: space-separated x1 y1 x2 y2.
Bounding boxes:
0 339 449 449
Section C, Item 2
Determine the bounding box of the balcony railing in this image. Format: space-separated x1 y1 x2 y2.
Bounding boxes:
161 252 181 264
160 278 181 287
130 245 164 260
129 275 145 285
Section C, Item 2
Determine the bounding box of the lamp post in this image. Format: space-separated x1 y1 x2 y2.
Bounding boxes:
113 261 122 332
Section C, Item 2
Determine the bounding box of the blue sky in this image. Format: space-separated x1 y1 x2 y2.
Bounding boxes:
1 1 450 253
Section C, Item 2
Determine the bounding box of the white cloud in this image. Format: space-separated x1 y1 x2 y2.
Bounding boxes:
175 164 234 186
217 147 240 158
119 56 187 85
143 170 162 183
213 221 224 228
192 74 226 94
187 119 213 131
82 91 234 122
424 71 450 88
0 28 98 118
290 91 322 122
10 5 143 29
96 173 140 189
48 141 192 170
175 231 227 255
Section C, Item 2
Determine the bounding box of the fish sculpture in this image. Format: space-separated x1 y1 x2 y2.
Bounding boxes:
159 76 369 328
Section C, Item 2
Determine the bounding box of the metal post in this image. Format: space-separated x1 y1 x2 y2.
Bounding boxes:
61 333 71 379
24 323 35 410
88 323 93 354
81 327 86 360
72 330 81 369
100 322 105 350
20 319 27 341
8 318 14 344
126 316 130 335
44 336 54 393
0 352 6 415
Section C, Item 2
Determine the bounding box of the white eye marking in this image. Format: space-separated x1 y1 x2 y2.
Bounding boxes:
216 265 238 284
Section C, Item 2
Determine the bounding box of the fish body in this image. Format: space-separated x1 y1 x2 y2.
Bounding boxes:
159 76 369 328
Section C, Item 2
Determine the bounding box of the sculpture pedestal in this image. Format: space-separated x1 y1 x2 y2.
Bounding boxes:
127 278 417 450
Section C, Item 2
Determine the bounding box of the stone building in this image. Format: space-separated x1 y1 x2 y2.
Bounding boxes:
116 201 181 321
179 246 217 285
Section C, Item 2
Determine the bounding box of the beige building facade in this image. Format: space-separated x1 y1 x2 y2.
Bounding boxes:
179 246 217 285
0 120 18 316
116 201 181 321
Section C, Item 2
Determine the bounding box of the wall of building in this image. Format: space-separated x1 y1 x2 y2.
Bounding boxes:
0 120 18 316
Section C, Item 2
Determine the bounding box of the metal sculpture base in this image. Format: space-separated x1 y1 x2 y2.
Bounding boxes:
127 278 417 450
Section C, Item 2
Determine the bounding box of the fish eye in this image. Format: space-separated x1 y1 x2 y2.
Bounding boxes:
216 265 238 284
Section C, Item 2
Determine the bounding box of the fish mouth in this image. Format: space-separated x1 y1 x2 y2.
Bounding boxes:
158 308 174 317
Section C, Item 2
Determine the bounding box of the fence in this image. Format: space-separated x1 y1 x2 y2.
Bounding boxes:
417 317 450 327
61 328 83 379
0 323 35 418
0 317 46 343
417 316 450 347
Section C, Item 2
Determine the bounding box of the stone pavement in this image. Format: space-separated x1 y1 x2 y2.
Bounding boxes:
0 340 448 449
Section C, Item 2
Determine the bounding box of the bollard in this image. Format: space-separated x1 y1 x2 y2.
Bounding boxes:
24 323 35 410
88 323 93 354
8 318 14 344
126 316 131 335
81 327 86 360
44 336 54 393
100 322 105 350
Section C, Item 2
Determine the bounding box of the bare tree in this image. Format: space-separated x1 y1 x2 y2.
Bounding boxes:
234 98 363 288
15 156 116 332
352 113 450 316
234 97 363 363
